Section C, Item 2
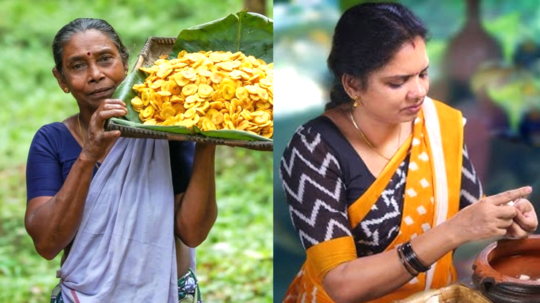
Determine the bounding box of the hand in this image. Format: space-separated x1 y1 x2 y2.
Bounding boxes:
81 99 127 161
506 198 538 239
447 186 532 244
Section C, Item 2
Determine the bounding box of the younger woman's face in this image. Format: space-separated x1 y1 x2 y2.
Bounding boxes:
53 29 127 111
352 36 430 124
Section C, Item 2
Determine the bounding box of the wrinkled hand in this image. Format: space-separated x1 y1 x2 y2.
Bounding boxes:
506 198 538 239
81 99 127 161
447 186 532 244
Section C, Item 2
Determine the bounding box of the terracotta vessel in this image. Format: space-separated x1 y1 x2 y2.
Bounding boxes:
472 235 540 303
444 0 503 104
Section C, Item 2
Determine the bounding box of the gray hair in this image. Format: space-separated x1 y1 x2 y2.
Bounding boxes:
52 18 129 75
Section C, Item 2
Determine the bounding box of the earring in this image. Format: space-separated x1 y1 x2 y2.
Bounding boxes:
353 96 360 108
125 70 128 75
63 87 69 93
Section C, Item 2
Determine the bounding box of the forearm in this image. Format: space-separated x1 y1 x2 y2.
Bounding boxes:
25 154 96 259
323 221 464 303
175 144 217 247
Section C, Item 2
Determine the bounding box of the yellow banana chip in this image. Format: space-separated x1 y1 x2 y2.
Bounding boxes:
174 73 190 87
198 84 214 98
182 84 198 96
131 96 143 111
161 107 176 120
221 84 236 100
142 106 155 119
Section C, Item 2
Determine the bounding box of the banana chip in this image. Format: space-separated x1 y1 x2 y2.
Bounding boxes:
131 50 273 138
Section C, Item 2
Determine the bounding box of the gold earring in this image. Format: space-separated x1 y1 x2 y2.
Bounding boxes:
353 96 360 108
63 87 69 93
125 70 128 75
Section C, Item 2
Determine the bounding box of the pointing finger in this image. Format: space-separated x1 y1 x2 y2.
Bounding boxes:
487 186 532 206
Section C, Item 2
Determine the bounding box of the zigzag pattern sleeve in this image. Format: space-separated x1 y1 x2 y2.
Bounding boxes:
279 125 351 250
459 145 483 209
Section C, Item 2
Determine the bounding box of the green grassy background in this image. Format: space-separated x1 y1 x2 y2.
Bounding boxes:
0 0 273 302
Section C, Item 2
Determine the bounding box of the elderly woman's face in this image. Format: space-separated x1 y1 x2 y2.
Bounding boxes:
54 29 127 110
354 36 430 124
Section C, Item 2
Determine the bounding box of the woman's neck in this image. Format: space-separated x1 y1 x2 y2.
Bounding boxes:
353 107 406 148
77 107 98 131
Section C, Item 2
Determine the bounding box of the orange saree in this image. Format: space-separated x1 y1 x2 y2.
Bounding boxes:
283 98 464 303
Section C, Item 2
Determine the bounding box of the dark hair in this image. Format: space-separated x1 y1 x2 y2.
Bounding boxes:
326 2 428 109
52 18 129 76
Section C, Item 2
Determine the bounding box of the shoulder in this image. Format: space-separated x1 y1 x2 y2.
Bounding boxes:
285 116 343 147
429 98 463 119
282 116 345 161
281 116 346 178
424 98 466 134
29 122 71 155
33 122 69 140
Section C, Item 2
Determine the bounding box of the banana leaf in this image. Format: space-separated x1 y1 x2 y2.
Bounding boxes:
109 11 273 142
108 117 270 141
171 11 273 64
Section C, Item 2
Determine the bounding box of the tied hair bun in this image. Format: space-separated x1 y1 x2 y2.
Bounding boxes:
327 82 352 110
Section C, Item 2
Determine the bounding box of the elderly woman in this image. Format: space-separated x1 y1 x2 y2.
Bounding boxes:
25 18 215 303
279 3 538 303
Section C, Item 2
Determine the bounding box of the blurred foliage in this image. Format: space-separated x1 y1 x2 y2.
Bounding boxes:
0 0 272 302
201 146 273 302
201 147 273 302
486 70 539 132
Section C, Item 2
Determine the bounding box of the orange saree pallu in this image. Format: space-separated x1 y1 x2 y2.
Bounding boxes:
283 98 464 303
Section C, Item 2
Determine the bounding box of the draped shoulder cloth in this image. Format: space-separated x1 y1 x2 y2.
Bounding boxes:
284 98 464 303
59 138 178 303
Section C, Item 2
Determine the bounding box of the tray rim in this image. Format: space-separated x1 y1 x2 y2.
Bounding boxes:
107 119 273 151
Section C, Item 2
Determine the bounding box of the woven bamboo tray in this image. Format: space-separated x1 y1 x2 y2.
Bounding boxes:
396 284 492 303
106 36 273 152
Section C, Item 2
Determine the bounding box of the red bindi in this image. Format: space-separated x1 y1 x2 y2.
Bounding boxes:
87 52 91 56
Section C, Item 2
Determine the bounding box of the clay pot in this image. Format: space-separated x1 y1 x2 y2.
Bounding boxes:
443 0 503 104
472 235 540 303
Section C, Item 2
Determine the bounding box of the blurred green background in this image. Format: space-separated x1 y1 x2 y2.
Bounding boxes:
273 0 540 301
0 0 273 302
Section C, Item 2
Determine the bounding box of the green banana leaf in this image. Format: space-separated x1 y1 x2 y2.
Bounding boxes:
108 117 270 141
171 11 273 64
113 69 151 123
110 11 273 142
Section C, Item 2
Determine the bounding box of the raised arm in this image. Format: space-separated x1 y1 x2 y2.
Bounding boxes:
174 143 217 247
25 99 126 260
